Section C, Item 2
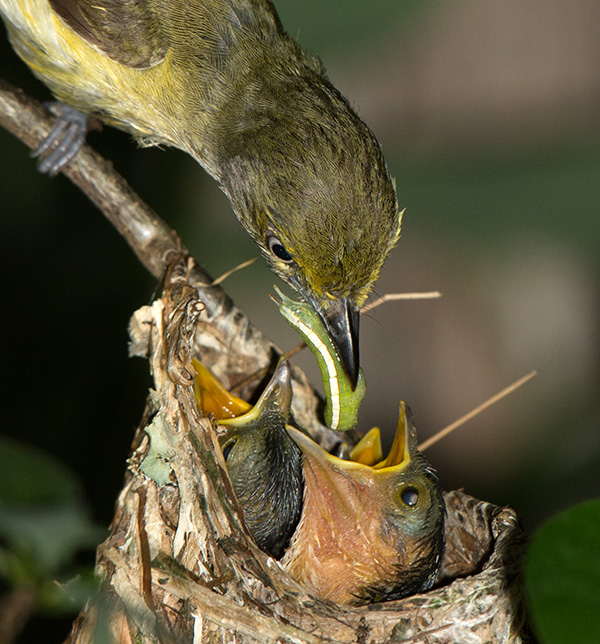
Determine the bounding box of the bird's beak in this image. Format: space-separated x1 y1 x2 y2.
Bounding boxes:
348 427 383 465
311 296 360 390
286 401 413 476
192 359 251 419
373 402 412 471
220 359 293 428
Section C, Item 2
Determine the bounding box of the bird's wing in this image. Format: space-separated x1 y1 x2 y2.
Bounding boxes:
49 0 167 68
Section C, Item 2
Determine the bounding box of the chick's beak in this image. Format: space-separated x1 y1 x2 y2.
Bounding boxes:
374 402 412 471
286 424 375 519
220 359 293 429
287 401 412 477
312 296 360 390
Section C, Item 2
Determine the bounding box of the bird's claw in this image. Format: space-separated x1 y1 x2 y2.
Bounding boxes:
32 102 89 176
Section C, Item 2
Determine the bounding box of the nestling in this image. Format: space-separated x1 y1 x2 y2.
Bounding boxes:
194 359 445 604
282 403 445 605
214 360 304 560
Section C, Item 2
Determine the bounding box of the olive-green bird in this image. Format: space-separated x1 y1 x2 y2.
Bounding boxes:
281 402 445 605
0 0 403 388
217 359 303 559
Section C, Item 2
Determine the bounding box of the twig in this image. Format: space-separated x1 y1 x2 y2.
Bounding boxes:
196 257 258 287
419 371 537 451
230 290 442 393
361 291 442 314
0 79 195 283
230 341 307 394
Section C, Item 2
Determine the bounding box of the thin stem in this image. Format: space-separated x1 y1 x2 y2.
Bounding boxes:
419 371 537 451
361 291 442 314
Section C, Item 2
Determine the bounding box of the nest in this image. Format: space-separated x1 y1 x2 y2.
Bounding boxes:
67 257 527 644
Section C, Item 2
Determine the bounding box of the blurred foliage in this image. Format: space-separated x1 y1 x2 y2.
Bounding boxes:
0 437 80 506
274 0 429 55
0 437 103 622
525 499 600 644
390 148 600 246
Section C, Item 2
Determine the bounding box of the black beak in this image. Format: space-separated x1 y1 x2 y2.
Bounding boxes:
312 297 360 390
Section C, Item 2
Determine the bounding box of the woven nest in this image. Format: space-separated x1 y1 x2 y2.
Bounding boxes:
67 257 527 644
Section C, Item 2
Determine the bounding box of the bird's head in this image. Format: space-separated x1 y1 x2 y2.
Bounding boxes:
218 358 295 466
283 402 445 604
217 86 402 389
367 404 446 569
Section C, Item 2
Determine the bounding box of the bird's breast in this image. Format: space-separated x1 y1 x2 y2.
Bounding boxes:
0 0 229 156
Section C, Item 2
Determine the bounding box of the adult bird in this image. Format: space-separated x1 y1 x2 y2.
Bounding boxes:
0 0 402 389
281 402 445 605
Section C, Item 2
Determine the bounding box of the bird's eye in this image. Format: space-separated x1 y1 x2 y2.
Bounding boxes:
222 439 236 460
401 486 419 507
267 236 293 263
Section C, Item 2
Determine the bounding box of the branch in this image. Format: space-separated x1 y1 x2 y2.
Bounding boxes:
0 79 182 281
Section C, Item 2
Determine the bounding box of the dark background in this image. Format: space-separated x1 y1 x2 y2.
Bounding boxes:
1 0 600 638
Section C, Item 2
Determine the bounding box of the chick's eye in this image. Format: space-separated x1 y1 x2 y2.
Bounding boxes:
401 486 419 507
268 236 293 263
222 439 236 461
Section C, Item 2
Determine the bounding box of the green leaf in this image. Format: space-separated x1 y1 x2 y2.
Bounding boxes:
0 503 105 581
0 437 104 583
38 570 99 614
525 499 600 644
0 436 81 505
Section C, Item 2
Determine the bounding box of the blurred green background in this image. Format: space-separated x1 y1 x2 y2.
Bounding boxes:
1 0 599 640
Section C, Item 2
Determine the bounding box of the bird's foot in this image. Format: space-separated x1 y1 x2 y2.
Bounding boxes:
32 102 91 176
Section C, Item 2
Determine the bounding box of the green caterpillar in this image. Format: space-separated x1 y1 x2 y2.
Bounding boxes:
275 288 366 431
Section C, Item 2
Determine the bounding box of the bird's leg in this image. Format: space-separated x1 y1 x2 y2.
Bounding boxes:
32 102 93 176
